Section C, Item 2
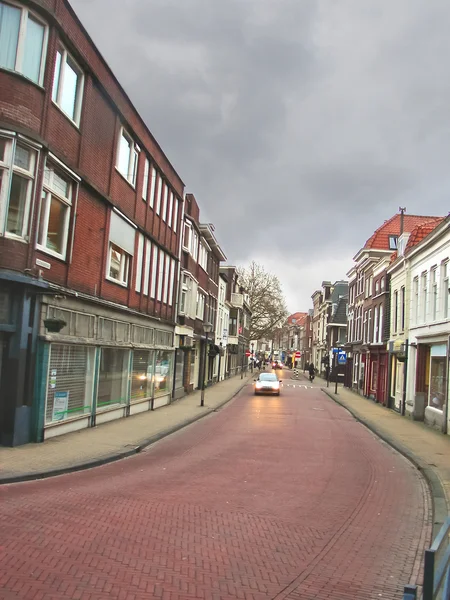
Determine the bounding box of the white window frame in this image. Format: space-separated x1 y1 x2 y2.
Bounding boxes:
168 191 173 228
143 239 151 296
173 198 178 232
169 258 176 306
51 45 84 126
116 127 138 187
413 276 419 325
196 290 205 320
135 233 144 293
378 305 383 344
431 267 438 321
157 251 164 301
107 242 130 287
156 175 162 215
183 221 191 251
162 183 168 222
199 242 208 271
150 246 158 298
37 160 75 260
441 261 449 319
421 272 427 323
149 167 156 208
163 254 170 303
142 158 149 201
180 273 192 314
0 1 48 85
0 134 37 240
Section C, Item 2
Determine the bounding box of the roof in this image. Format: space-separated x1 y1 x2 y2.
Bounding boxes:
404 218 446 254
287 312 308 326
330 297 348 325
364 214 443 251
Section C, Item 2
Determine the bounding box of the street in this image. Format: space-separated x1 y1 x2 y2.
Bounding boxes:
0 376 431 600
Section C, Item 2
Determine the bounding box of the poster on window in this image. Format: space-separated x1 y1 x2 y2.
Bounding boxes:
52 391 69 422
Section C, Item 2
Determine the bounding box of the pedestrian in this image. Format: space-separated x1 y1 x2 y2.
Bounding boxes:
308 362 315 383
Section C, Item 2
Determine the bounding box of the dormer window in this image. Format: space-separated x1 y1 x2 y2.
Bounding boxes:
389 235 398 250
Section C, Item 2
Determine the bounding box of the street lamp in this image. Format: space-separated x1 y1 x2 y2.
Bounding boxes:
200 322 213 407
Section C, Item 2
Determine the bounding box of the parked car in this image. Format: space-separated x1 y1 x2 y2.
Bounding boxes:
254 372 281 396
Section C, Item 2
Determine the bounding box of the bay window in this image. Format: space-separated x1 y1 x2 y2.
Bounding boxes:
38 161 74 258
0 135 37 239
0 1 47 85
52 46 84 125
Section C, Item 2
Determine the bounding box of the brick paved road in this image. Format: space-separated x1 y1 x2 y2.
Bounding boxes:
0 382 431 600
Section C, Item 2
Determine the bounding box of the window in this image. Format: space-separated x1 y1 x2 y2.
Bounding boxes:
157 251 164 301
442 261 449 319
38 161 74 258
162 183 168 222
378 305 383 343
52 47 84 124
150 246 158 298
413 276 419 324
156 175 162 215
173 198 179 232
106 210 135 286
183 222 191 250
180 274 192 314
108 243 130 285
168 258 176 306
116 128 138 186
400 286 405 331
0 136 37 239
393 290 398 333
199 242 208 271
373 305 379 342
375 280 380 295
389 235 398 250
135 233 144 293
168 191 174 228
131 350 154 402
153 350 173 397
196 291 205 319
431 268 438 321
368 309 372 343
0 1 47 84
142 158 149 201
149 167 156 208
143 240 151 296
380 277 385 291
421 272 427 322
97 347 129 409
163 254 170 303
190 229 199 261
429 345 447 411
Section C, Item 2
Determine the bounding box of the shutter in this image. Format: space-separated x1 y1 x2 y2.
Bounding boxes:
46 344 93 423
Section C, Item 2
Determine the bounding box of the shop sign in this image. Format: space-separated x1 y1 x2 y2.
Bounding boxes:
49 369 57 389
52 391 69 422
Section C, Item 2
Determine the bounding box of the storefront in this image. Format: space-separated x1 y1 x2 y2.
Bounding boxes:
413 340 448 433
34 297 175 441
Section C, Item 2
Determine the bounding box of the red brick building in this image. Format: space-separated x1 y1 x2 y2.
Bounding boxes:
346 213 442 404
0 0 184 444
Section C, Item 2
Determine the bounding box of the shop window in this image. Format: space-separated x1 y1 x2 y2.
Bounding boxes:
0 1 47 84
45 344 94 424
153 350 173 396
174 350 184 391
97 347 129 409
131 350 154 402
429 346 447 411
38 161 75 258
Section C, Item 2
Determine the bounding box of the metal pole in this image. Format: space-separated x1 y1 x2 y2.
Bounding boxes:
200 332 208 407
334 352 338 394
251 342 254 373
401 339 408 416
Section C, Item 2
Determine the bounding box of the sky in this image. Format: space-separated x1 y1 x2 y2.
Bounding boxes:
71 0 450 312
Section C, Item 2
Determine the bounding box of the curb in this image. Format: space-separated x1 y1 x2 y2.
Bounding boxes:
1 379 251 486
321 388 448 536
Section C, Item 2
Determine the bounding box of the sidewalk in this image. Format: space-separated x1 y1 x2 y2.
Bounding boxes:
0 373 254 484
318 377 450 533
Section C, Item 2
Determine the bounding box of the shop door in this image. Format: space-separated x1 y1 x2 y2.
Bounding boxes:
378 362 386 405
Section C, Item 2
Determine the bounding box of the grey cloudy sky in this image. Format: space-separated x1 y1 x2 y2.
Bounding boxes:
71 0 450 311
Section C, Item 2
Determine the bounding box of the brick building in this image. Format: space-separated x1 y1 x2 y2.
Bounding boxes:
174 194 226 397
0 0 184 444
345 213 442 404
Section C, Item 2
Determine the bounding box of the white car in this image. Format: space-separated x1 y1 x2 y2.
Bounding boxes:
254 372 281 396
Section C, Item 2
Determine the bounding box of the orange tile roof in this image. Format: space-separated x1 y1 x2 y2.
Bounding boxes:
364 214 443 250
287 312 308 326
404 218 445 253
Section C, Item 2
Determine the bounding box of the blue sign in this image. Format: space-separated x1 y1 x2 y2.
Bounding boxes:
337 352 347 365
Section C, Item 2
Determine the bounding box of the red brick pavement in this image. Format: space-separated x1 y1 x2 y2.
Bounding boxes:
0 383 431 600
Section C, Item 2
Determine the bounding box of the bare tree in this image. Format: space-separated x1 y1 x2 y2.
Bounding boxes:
237 262 288 340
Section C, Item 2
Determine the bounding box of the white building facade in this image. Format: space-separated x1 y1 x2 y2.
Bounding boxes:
406 218 450 434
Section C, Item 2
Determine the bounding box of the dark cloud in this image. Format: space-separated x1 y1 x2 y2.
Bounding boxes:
71 0 450 310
